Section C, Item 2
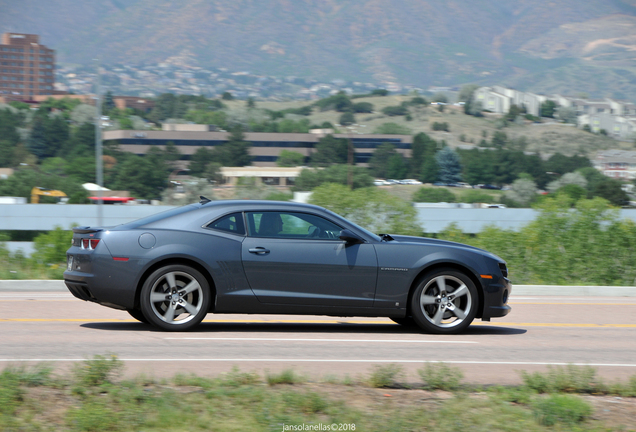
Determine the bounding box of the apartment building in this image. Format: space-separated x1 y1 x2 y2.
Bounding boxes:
595 150 636 180
0 33 55 98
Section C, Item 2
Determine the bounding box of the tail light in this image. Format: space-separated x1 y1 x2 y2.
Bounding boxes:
81 239 100 250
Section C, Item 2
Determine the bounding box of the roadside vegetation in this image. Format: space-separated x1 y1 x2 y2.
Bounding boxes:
2 356 636 431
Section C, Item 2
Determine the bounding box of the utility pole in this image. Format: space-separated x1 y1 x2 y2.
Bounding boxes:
94 59 104 227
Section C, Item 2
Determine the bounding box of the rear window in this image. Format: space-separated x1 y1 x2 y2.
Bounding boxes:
207 212 245 235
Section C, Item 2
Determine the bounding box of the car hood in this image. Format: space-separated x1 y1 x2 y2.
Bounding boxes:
386 234 503 261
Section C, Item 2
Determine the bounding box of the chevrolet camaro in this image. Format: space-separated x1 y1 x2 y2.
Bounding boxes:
64 199 511 333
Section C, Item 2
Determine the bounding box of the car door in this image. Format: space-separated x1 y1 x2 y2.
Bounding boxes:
241 211 378 307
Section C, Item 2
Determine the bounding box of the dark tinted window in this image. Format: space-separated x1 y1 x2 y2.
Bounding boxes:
207 212 245 235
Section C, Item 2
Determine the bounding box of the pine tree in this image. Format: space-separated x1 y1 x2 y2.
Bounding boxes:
436 147 462 183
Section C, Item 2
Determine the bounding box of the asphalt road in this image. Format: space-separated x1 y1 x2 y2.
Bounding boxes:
1 289 635 385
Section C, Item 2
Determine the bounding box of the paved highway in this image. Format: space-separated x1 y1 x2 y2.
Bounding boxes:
1 289 635 385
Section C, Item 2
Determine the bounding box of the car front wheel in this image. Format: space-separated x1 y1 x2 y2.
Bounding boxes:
410 268 478 334
140 264 211 331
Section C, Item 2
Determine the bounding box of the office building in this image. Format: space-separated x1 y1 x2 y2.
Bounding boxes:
0 33 55 98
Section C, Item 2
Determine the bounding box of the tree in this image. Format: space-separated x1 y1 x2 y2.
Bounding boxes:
221 91 234 101
246 97 255 109
204 162 223 184
371 89 389 96
457 84 479 102
555 106 578 124
436 147 462 183
0 108 21 145
421 156 439 184
219 126 251 167
592 179 629 206
410 132 437 179
27 115 48 160
339 111 355 126
505 178 537 206
368 143 398 179
311 135 348 166
277 150 305 167
45 115 70 158
386 154 408 179
352 102 373 113
544 153 591 176
547 172 588 193
491 131 507 149
431 93 448 103
540 100 557 118
103 90 116 113
189 147 217 176
0 140 15 167
382 105 408 116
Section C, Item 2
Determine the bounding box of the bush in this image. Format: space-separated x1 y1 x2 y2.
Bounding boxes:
418 363 463 391
431 122 450 132
413 187 456 203
266 369 303 385
73 354 123 388
381 105 408 116
368 364 404 388
532 394 592 426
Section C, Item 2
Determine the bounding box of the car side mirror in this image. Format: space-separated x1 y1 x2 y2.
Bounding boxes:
339 229 364 244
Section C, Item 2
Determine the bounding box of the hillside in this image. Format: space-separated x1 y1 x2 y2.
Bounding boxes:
222 95 625 158
2 1 636 99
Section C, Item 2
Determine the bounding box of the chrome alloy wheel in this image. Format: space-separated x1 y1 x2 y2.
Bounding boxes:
149 270 204 325
419 275 472 329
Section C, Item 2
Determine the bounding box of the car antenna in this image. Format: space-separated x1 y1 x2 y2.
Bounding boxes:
199 196 211 204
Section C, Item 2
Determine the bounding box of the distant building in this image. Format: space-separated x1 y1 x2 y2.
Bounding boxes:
595 150 636 180
103 125 412 167
0 33 56 98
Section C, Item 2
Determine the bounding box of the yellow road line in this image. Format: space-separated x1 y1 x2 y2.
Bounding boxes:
1 318 635 327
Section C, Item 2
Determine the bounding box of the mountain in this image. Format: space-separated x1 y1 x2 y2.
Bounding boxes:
2 0 636 99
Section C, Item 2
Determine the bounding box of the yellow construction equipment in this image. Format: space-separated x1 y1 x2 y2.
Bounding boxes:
31 187 67 204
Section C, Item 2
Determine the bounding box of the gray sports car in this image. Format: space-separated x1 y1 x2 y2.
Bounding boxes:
64 199 511 333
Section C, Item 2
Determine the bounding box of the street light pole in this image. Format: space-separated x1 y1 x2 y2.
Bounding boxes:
94 60 104 227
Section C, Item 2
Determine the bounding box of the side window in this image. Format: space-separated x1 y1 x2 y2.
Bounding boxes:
246 211 342 239
207 212 245 235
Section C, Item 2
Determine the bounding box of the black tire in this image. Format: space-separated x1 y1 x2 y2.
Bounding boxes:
127 308 149 324
390 317 418 327
410 268 478 334
140 264 211 331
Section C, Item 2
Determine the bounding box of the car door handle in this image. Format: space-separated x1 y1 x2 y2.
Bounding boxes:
249 247 270 254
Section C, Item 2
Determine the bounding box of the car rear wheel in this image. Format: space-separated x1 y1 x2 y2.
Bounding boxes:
127 308 148 324
140 264 211 331
410 268 478 334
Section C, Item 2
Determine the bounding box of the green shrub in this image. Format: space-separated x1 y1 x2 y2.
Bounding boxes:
368 364 404 388
532 394 592 426
520 364 604 394
266 369 302 385
73 354 123 388
417 363 463 391
413 187 456 203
